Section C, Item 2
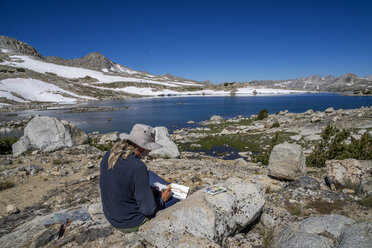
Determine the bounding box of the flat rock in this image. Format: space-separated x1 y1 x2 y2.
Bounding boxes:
274 214 355 248
139 178 265 247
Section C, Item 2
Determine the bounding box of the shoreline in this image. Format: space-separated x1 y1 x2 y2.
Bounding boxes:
0 91 349 113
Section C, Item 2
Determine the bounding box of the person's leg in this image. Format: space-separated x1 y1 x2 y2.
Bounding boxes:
148 170 180 209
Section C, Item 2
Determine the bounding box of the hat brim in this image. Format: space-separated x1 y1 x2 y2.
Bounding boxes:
119 133 163 151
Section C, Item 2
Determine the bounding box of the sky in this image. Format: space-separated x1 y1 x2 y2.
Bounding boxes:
1 0 371 83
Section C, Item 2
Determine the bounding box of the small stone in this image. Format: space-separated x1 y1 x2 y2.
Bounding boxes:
6 204 20 214
311 117 321 123
87 163 95 168
342 189 355 194
325 107 335 113
187 120 195 124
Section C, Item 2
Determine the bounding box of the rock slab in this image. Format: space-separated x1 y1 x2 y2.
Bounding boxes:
139 178 265 247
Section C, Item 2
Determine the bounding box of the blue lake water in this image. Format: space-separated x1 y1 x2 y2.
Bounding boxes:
1 93 372 134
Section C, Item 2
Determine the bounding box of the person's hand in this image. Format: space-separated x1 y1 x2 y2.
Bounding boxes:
161 188 172 202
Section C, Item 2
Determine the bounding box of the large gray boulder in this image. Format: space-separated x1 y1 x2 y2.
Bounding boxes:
268 143 306 180
12 116 74 155
274 214 355 248
325 159 363 189
149 127 180 159
338 222 372 248
139 178 265 247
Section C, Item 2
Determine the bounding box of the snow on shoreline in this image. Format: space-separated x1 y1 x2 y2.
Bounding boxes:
84 84 304 96
0 78 96 103
0 55 202 88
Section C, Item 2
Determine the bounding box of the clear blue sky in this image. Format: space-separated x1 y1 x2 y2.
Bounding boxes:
1 0 371 83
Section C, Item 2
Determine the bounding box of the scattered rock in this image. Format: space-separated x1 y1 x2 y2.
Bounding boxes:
289 135 302 141
311 116 321 123
325 159 362 189
268 143 306 180
17 164 43 175
6 204 20 215
210 115 224 121
187 120 195 124
286 176 321 190
304 134 322 141
98 132 119 144
274 214 355 248
304 109 313 115
325 107 335 113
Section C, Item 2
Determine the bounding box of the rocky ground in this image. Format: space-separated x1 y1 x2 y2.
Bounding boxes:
0 106 371 247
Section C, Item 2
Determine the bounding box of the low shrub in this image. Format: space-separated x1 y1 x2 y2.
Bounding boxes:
0 137 19 155
305 199 344 214
306 124 372 167
256 109 269 120
358 197 372 208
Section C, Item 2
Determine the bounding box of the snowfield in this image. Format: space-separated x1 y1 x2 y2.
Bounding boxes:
0 78 96 103
0 55 203 87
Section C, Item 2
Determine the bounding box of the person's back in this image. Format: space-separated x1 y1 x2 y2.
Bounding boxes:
100 150 160 229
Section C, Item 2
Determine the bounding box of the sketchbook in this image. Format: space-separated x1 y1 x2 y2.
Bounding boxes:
153 182 189 200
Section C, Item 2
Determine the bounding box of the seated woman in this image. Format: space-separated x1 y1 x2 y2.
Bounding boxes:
99 124 179 233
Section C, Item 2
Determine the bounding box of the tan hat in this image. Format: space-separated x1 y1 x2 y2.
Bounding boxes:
119 124 162 151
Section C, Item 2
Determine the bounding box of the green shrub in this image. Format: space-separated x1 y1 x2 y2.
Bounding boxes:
256 109 269 120
306 124 372 167
16 68 26 72
272 122 280 128
358 197 372 208
0 137 19 155
88 137 113 151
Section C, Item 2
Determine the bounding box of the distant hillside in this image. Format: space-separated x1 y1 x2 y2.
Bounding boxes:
249 73 372 93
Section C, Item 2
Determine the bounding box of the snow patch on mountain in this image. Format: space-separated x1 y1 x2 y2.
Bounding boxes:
0 55 197 87
0 78 96 103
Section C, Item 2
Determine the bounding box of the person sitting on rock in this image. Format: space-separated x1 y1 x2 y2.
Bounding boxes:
100 124 179 233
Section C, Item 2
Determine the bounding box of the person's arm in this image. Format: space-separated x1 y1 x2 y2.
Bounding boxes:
133 165 164 216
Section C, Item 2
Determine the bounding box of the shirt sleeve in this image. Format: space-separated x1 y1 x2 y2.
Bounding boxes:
133 163 164 216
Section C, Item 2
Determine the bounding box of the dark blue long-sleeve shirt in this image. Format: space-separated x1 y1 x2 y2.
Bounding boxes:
99 151 163 228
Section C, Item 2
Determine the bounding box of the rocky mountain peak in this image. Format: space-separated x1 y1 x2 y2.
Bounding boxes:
0 35 43 58
45 51 116 72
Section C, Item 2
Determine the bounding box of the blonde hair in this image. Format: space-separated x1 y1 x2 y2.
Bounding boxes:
108 140 134 169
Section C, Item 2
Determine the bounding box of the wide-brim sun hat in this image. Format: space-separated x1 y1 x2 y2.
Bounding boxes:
119 124 163 151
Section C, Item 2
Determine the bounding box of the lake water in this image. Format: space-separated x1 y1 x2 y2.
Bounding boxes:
1 93 372 134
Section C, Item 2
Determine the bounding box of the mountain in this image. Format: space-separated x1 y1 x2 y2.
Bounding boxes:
249 73 372 93
44 52 140 75
0 35 215 106
0 35 42 58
